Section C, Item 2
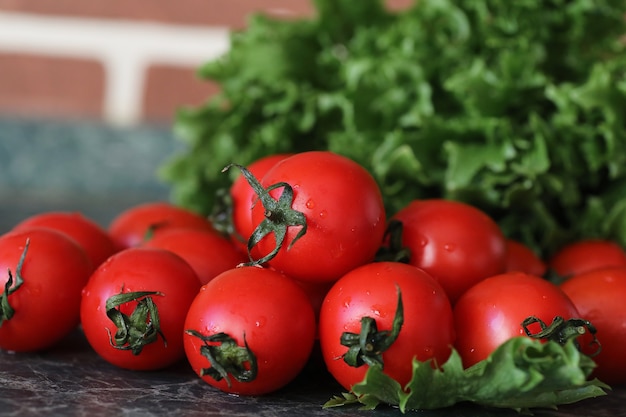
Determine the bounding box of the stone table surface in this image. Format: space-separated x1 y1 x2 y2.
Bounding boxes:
1 328 624 417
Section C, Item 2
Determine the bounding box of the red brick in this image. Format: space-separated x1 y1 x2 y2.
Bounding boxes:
142 64 219 123
0 0 412 27
0 53 105 119
0 0 314 28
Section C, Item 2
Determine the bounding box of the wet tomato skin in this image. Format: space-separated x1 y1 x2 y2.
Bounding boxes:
13 211 116 269
453 271 580 368
560 266 626 385
549 239 626 278
108 202 215 250
142 228 246 285
0 228 93 352
319 262 455 390
80 247 201 370
183 266 317 395
391 199 507 304
250 151 387 284
504 239 547 277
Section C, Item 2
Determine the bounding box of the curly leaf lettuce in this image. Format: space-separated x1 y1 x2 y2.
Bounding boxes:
324 337 609 413
161 0 626 257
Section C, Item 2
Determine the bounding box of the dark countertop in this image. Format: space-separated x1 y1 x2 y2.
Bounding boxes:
1 329 625 417
0 117 625 416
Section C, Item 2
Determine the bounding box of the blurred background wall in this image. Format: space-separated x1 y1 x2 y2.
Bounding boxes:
0 0 412 126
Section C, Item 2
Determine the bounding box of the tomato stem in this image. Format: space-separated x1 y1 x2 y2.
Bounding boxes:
522 315 601 356
375 220 411 263
105 290 166 355
0 239 29 327
185 329 258 387
222 164 307 266
339 286 404 368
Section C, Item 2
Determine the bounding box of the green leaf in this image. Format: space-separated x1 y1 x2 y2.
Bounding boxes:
325 337 609 413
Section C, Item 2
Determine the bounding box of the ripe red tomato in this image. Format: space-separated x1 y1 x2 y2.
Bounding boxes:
80 247 201 370
230 154 291 252
13 211 117 269
560 266 626 385
0 228 92 352
453 271 580 368
549 239 626 278
108 202 215 250
141 228 247 285
183 266 316 395
504 239 547 277
390 199 507 304
319 262 455 390
248 151 386 283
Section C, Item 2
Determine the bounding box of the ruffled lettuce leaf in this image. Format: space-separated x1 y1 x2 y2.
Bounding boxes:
325 337 609 413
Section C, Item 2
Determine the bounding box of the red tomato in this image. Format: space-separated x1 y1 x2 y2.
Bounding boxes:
560 266 626 385
293 279 333 324
390 199 507 304
319 262 455 390
13 211 117 269
453 271 580 368
142 228 247 285
549 239 626 278
249 151 386 283
108 202 215 250
504 239 547 277
0 228 92 352
80 247 201 370
230 154 292 252
184 266 316 395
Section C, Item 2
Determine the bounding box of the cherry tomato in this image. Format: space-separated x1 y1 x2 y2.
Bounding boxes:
230 154 292 252
183 266 316 395
248 151 386 283
319 262 455 390
390 199 507 304
141 228 247 285
108 202 215 250
0 228 92 352
13 211 117 269
549 239 626 278
504 239 547 277
453 271 580 368
560 266 626 385
80 247 201 370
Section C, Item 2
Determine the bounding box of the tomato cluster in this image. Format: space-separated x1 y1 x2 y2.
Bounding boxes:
1 151 625 398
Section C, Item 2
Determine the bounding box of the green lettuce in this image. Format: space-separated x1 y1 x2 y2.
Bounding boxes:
161 0 626 257
324 337 609 413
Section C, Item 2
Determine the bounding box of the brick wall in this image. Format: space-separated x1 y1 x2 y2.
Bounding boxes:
0 0 413 126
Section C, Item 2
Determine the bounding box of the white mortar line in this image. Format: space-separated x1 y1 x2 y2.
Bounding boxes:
0 12 230 125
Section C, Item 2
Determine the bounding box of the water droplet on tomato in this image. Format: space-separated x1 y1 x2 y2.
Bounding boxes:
444 243 456 252
319 210 328 219
306 199 315 209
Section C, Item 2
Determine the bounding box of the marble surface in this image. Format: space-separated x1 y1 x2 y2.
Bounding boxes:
0 117 624 416
1 329 624 417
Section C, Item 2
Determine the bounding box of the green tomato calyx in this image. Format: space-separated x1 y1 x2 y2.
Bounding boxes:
522 315 601 356
375 219 411 263
186 329 258 387
0 239 29 327
105 290 166 355
222 163 307 266
340 286 404 368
